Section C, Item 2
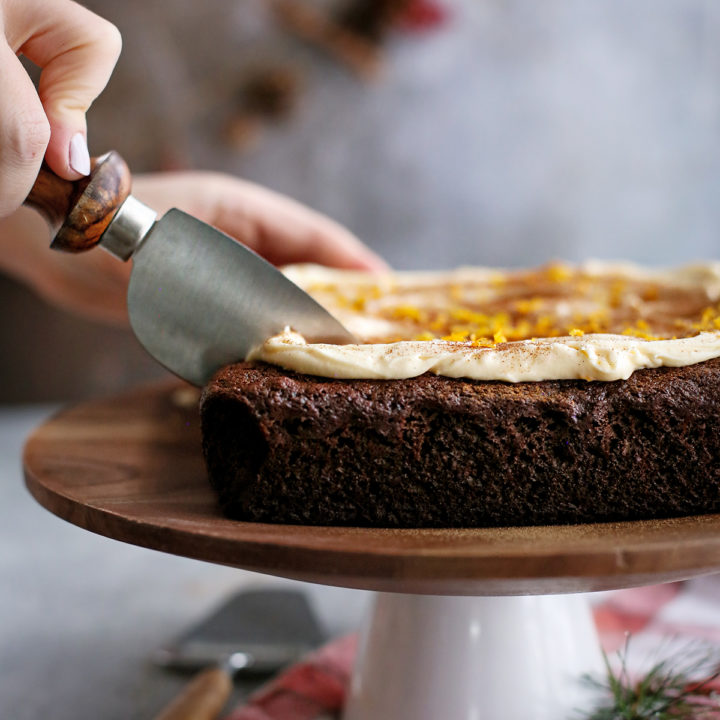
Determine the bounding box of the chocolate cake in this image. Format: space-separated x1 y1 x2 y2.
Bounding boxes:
200 262 720 528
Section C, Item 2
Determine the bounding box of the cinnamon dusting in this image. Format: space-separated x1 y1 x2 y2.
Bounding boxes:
304 262 719 347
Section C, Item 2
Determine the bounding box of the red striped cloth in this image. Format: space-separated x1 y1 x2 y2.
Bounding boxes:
225 634 356 720
225 577 720 720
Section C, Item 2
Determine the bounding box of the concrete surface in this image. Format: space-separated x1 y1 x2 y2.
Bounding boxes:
0 405 368 719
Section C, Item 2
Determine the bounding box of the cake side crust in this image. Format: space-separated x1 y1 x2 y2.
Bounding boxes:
200 359 720 528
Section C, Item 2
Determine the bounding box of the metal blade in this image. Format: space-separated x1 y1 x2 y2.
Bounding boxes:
127 209 354 386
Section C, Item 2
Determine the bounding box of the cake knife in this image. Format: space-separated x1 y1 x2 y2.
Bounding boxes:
24 151 354 386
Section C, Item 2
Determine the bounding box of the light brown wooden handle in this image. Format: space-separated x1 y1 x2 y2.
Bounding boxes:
24 151 132 253
152 666 233 720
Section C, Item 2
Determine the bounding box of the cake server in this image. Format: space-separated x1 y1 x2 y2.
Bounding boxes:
24 151 354 386
150 589 325 720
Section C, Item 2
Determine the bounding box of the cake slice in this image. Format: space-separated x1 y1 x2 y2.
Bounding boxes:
201 262 720 527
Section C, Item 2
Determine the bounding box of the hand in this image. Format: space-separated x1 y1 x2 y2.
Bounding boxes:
0 171 388 325
0 0 122 218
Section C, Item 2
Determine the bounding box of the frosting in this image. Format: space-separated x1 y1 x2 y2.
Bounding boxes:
248 262 720 382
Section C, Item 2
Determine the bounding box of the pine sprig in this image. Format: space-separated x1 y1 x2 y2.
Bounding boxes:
583 636 720 719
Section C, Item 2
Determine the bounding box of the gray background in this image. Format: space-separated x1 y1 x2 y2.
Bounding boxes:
1 0 719 400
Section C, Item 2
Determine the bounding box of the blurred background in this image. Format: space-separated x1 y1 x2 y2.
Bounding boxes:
2 0 719 401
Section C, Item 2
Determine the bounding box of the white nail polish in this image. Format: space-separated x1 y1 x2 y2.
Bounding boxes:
69 133 91 176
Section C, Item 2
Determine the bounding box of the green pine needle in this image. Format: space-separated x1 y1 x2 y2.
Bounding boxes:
583 636 720 719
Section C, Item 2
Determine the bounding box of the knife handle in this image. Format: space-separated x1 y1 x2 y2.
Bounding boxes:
24 151 132 253
151 666 233 720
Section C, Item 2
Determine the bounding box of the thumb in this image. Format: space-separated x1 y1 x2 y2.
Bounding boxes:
14 0 122 179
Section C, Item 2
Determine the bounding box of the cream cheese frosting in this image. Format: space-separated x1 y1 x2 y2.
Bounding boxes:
248 262 720 382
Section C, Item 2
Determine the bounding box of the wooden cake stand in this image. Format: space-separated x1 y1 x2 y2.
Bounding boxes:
23 382 720 720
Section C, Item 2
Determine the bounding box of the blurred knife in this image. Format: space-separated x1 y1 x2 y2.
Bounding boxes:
24 152 354 386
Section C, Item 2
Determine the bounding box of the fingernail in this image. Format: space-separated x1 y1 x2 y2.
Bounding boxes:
69 133 91 176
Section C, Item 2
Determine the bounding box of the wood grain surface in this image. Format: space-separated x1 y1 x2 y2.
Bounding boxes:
22 382 720 596
25 152 131 253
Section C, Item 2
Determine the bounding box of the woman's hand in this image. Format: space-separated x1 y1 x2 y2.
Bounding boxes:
0 172 388 325
0 0 121 218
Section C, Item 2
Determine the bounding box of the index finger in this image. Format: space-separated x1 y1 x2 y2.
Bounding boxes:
5 0 121 179
209 177 389 271
133 172 390 272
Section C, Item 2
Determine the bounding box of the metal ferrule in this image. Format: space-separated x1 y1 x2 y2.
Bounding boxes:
100 195 157 261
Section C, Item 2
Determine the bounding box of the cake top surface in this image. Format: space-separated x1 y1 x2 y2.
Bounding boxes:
247 261 720 382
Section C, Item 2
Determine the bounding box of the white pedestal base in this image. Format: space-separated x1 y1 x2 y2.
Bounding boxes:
344 593 604 720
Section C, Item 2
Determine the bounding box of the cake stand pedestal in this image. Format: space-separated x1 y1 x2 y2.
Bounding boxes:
345 593 603 720
23 383 720 720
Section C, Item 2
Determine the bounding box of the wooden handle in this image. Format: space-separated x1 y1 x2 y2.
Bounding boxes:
24 151 132 253
152 666 233 720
